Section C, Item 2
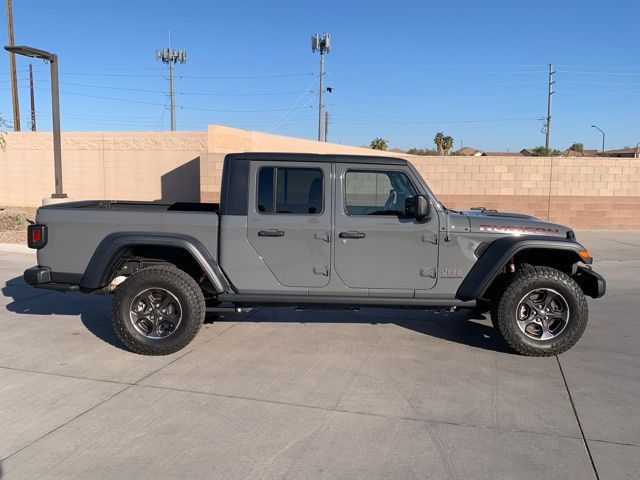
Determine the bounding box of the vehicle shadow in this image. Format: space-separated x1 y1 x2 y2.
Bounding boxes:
3 276 513 355
2 276 127 351
210 306 514 354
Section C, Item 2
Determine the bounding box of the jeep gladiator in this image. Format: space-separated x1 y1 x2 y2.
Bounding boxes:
24 152 606 356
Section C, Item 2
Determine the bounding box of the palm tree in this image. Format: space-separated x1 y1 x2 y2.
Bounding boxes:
442 136 454 155
434 132 454 155
433 132 444 154
370 137 389 151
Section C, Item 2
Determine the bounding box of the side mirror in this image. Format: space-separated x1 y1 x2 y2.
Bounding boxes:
405 195 430 222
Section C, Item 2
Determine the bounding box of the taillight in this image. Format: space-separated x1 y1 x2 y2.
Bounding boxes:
27 224 48 249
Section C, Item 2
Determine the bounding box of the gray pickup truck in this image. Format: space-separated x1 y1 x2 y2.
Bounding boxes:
24 152 605 356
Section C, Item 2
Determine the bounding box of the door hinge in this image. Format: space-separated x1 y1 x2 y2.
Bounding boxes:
422 234 438 245
313 265 330 276
314 231 331 242
420 267 437 279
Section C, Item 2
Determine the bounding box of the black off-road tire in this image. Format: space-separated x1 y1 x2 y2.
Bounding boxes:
491 266 588 356
111 265 206 355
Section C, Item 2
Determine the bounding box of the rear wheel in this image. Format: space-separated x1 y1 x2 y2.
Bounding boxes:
491 266 588 356
111 265 205 355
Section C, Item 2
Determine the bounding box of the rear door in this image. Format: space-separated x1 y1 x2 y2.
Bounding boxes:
246 160 332 288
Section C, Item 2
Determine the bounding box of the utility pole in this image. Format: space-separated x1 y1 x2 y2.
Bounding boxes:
324 111 329 142
28 63 36 131
6 0 20 131
169 58 175 130
155 40 187 131
311 33 330 141
545 64 555 150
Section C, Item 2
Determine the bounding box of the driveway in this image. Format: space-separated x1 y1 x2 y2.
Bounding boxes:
0 231 638 479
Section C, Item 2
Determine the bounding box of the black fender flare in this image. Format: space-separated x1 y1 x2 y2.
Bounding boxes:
455 236 591 301
79 232 231 293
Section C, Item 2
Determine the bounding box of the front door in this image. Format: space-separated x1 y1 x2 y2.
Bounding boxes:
333 164 439 291
247 161 332 288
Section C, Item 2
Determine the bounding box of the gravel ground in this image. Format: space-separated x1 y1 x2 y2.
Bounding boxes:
0 207 37 244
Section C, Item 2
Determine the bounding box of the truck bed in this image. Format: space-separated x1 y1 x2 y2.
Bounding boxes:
36 200 220 281
41 200 219 213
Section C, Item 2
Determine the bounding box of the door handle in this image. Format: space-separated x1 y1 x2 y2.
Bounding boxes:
258 229 285 237
339 231 366 239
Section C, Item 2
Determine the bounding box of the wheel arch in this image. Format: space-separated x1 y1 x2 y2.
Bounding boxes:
79 232 231 293
456 236 590 301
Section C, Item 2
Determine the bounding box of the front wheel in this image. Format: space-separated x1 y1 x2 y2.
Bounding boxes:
111 265 206 355
491 266 588 356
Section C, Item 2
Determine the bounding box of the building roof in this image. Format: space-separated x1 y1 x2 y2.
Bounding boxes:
604 148 638 155
389 147 406 153
481 151 524 156
456 146 483 156
562 149 599 157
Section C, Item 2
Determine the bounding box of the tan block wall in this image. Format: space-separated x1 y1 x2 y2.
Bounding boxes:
0 132 206 206
1 126 638 229
201 127 640 229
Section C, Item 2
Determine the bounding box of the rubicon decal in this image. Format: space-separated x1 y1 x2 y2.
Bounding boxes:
479 225 560 235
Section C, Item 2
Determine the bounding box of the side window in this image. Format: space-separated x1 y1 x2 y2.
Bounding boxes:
345 170 417 216
257 167 274 213
257 167 323 215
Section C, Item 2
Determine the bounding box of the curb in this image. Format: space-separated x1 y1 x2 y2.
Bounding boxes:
0 242 33 254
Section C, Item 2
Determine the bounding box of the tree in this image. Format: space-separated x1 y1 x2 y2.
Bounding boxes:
433 132 454 155
370 137 388 151
569 143 584 152
407 147 439 156
531 146 562 157
434 132 444 154
442 136 454 155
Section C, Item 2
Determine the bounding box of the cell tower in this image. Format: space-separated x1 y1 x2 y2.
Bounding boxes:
311 33 331 141
155 46 187 131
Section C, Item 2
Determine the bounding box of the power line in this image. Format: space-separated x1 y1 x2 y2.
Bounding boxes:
561 90 640 96
178 72 314 79
330 117 541 126
35 87 319 113
27 69 315 79
35 79 311 96
267 77 317 131
556 70 640 76
560 80 640 86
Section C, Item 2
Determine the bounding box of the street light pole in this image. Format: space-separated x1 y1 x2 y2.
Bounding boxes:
4 45 66 198
49 53 64 197
591 125 605 154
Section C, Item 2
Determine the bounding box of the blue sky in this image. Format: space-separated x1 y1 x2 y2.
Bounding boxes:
0 0 638 151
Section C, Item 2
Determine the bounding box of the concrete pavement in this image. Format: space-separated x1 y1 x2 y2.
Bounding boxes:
0 232 638 479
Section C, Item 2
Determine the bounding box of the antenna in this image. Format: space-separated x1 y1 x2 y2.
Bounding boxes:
155 38 187 131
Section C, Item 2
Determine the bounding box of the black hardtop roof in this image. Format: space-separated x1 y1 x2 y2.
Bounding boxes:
225 152 407 166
